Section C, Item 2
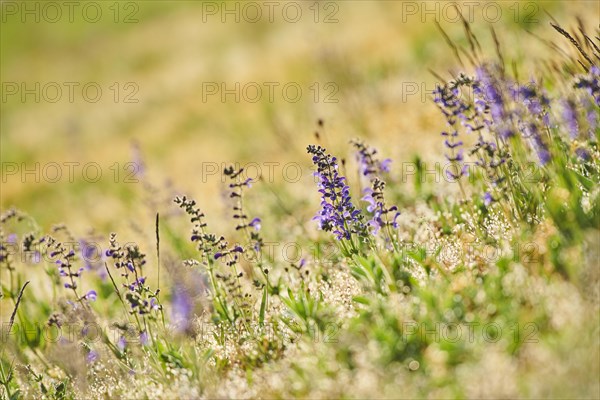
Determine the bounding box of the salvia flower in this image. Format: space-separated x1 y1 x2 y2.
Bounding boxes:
476 66 506 123
351 140 400 241
361 180 400 236
172 283 194 334
483 192 494 207
86 350 99 364
248 217 261 231
175 196 222 261
46 236 93 303
351 139 392 179
225 166 264 253
308 145 367 240
523 122 551 165
84 290 97 302
575 65 600 106
140 331 149 346
562 99 580 139
117 336 127 351
106 233 160 316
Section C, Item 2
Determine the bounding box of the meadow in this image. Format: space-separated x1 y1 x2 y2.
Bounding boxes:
1 1 599 399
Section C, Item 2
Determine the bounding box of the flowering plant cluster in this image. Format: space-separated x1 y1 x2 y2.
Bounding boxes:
1 20 598 399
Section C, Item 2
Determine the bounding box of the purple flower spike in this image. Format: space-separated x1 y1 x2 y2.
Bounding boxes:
308 145 366 240
562 99 579 139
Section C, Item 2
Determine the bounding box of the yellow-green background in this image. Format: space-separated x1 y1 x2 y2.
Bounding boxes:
1 1 596 234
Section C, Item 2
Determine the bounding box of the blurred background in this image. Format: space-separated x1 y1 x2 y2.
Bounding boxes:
1 0 595 236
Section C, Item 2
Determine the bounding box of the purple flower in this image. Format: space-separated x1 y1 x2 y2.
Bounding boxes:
524 123 551 165
483 192 494 206
308 145 366 240
248 218 261 231
360 179 399 237
117 336 126 351
379 158 392 173
575 147 591 161
562 99 579 139
575 65 600 105
86 350 99 363
128 277 146 291
477 67 505 122
172 284 193 333
352 140 392 178
85 290 97 302
150 297 160 311
140 331 149 346
361 189 377 213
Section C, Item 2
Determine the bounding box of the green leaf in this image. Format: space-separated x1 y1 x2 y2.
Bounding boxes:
259 286 267 327
352 295 371 305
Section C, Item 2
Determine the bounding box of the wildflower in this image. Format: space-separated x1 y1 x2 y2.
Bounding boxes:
575 65 600 105
307 145 366 240
172 283 193 333
150 297 160 311
476 66 506 122
117 336 127 351
248 217 261 231
85 290 97 302
562 99 579 139
140 331 149 346
575 147 591 161
523 122 551 165
351 139 391 178
483 192 494 206
361 181 400 235
516 82 550 118
578 95 599 140
86 350 99 364
224 166 264 258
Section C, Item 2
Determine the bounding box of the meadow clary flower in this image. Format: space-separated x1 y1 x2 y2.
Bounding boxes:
352 139 392 179
361 184 399 235
523 122 551 165
308 145 366 240
483 192 494 206
562 99 579 139
86 350 99 363
85 290 97 302
477 67 505 122
140 331 149 346
575 65 600 105
248 218 261 231
117 336 126 351
172 284 193 333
